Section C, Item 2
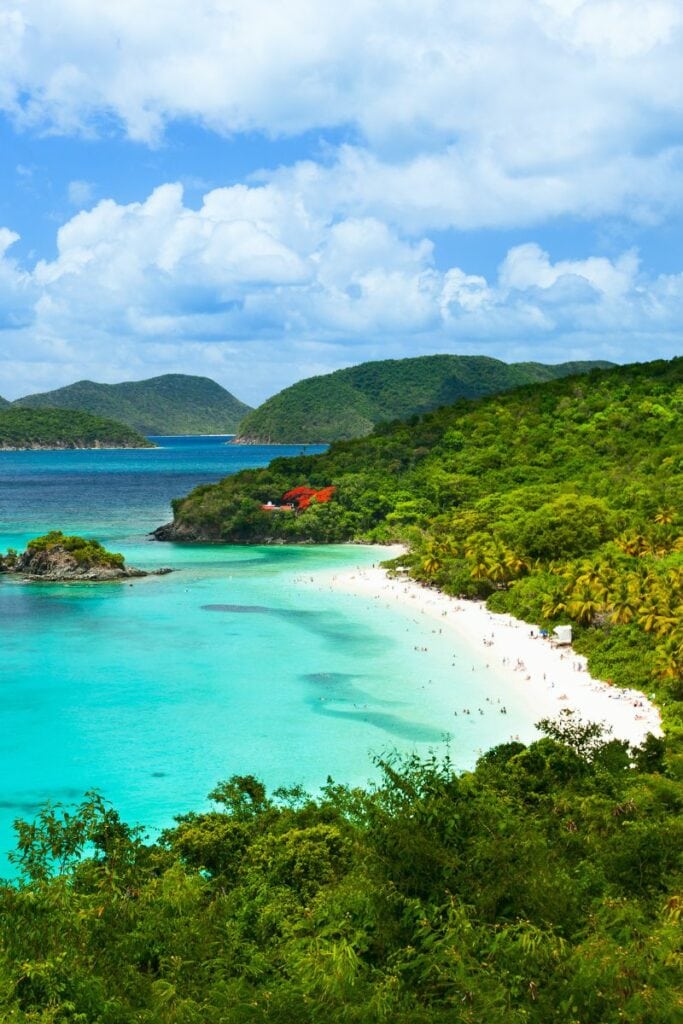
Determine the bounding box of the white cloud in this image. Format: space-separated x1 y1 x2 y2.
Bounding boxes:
498 243 639 298
1 1 683 232
0 186 681 401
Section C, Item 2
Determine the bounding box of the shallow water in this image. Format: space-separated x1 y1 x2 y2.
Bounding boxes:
0 436 533 868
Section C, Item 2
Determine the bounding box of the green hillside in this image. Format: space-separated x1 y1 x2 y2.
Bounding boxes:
15 374 252 435
0 396 9 408
160 357 683 745
235 355 614 442
0 407 154 449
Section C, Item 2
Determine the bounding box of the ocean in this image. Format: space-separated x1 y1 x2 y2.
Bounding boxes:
0 436 534 869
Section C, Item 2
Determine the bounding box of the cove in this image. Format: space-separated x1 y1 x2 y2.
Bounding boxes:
0 436 535 871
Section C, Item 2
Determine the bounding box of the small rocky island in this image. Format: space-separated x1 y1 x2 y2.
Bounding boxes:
0 531 171 581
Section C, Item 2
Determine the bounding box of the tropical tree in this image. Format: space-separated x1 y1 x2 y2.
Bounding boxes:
567 584 604 626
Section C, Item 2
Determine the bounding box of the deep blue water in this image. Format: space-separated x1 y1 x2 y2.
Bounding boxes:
0 436 326 543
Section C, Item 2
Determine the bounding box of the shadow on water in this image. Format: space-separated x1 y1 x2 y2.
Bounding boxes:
302 671 401 707
201 604 386 652
303 671 446 743
0 590 75 621
312 704 449 743
0 787 87 815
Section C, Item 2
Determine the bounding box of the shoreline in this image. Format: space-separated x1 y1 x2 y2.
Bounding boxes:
0 444 157 452
304 562 662 749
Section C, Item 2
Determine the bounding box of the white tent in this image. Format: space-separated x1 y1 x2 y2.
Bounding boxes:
553 625 572 645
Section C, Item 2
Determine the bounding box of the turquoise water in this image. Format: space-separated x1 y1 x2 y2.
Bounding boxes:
0 437 533 866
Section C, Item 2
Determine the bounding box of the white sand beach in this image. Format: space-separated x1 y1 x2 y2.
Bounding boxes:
304 562 662 749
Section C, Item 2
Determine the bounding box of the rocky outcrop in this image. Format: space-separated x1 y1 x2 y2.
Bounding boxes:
2 536 172 581
152 521 218 543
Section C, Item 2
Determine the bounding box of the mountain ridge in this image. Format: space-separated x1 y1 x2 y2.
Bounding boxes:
14 373 252 435
235 355 615 443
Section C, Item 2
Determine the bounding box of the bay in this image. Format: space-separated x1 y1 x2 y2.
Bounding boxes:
0 436 532 870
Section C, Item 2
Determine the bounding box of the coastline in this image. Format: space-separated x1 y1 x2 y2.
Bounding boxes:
0 444 157 452
303 562 662 749
229 437 325 446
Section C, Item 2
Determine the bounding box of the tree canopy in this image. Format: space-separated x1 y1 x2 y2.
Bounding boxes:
0 715 680 1022
0 407 154 449
14 374 251 436
235 354 613 443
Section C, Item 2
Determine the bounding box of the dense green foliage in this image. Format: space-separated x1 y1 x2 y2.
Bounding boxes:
236 355 613 442
0 407 153 449
15 374 252 435
167 358 683 753
0 717 680 1022
0 394 9 408
25 530 125 568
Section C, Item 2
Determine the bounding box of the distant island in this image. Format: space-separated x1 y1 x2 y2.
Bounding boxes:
13 373 252 435
233 354 614 443
0 531 170 581
0 407 154 450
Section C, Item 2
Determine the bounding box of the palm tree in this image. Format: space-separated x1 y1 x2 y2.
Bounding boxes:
653 633 683 682
503 548 529 578
421 540 443 578
637 592 675 636
615 530 648 557
567 584 603 626
607 579 639 626
575 559 615 598
542 591 567 619
469 548 494 582
654 507 676 526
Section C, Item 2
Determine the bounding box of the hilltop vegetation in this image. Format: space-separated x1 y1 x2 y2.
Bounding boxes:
235 354 613 442
15 373 252 435
0 407 153 449
0 716 679 1022
0 395 9 409
161 358 683 752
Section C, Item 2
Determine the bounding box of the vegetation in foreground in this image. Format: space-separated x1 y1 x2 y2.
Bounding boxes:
0 715 680 1023
235 354 613 443
0 407 153 449
14 374 252 436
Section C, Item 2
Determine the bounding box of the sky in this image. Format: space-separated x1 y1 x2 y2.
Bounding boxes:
0 0 682 404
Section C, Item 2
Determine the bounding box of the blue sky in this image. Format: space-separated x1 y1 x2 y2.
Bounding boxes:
0 1 682 403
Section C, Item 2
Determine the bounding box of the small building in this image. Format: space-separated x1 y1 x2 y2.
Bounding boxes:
553 625 573 646
260 501 294 512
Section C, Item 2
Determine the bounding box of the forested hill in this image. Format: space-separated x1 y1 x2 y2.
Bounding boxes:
235 354 614 442
0 396 9 409
0 407 154 449
14 374 252 435
159 357 683 745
